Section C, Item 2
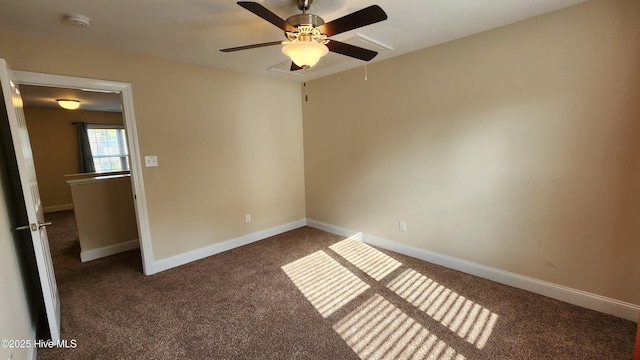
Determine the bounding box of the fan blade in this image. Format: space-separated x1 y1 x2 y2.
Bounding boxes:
327 40 378 61
237 2 296 32
317 5 387 37
220 40 283 52
290 62 304 71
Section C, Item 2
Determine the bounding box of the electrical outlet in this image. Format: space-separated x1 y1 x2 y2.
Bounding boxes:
399 220 407 232
144 155 158 167
245 214 251 224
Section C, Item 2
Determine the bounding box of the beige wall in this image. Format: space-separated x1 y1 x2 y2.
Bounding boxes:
24 106 123 210
69 175 138 254
303 0 640 304
0 168 36 360
0 31 306 261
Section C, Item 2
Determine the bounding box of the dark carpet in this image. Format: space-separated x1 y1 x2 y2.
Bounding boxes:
37 210 636 359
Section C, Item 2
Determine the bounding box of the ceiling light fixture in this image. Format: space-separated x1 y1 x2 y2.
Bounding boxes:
281 25 329 69
57 99 80 110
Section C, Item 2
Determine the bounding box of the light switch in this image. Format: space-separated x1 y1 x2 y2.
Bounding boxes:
144 156 158 167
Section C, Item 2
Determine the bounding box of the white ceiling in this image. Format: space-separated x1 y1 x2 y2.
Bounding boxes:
4 0 588 111
0 0 588 83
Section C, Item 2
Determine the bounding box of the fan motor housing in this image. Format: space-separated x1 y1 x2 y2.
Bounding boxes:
286 14 324 28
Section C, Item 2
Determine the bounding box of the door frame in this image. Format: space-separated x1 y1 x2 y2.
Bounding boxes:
14 70 155 275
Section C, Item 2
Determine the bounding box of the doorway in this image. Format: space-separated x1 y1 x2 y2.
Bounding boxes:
14 71 154 275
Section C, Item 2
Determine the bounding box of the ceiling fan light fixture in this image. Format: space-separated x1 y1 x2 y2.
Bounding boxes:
57 99 80 110
282 41 329 69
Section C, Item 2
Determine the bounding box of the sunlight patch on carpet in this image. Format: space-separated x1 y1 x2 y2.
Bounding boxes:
333 294 466 360
282 250 370 318
329 237 402 281
387 268 498 349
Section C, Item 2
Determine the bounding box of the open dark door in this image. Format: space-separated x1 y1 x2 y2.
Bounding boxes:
0 58 60 341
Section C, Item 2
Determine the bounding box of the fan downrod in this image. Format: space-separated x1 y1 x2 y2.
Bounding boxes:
296 0 312 11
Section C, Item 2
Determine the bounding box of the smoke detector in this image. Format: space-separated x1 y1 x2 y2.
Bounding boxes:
65 14 91 27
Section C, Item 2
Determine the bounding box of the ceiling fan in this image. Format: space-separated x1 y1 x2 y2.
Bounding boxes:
220 0 388 71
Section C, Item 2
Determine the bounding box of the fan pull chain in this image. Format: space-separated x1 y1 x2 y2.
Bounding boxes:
364 62 368 81
303 82 308 102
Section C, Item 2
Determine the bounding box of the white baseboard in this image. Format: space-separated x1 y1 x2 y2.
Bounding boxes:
43 204 73 213
306 219 362 239
152 219 307 274
306 219 640 322
80 239 140 262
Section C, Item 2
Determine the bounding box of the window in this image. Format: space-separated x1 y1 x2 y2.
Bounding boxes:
87 124 129 173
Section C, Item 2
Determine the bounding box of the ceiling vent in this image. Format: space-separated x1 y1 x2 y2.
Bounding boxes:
269 61 307 76
343 33 393 53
